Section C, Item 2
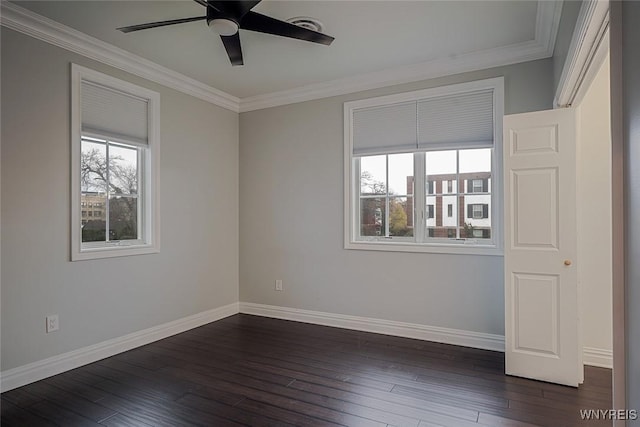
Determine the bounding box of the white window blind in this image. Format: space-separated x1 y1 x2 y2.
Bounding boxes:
352 101 417 156
352 89 494 155
81 81 149 145
417 89 494 150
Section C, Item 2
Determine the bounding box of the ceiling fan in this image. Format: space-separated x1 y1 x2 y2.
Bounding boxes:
117 0 335 66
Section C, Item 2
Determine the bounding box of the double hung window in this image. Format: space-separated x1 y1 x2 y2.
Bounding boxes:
71 64 160 260
344 78 503 254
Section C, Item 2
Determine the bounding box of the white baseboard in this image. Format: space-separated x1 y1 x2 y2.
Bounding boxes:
1 301 611 392
0 302 239 392
583 346 613 368
239 302 505 352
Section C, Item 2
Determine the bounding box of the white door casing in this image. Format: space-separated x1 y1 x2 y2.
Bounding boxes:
504 108 581 387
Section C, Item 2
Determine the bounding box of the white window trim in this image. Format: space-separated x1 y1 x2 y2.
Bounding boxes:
70 64 160 261
343 77 504 256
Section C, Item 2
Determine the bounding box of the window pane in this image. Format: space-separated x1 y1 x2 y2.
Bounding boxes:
388 153 413 196
360 197 385 236
425 194 435 237
463 195 491 239
109 195 138 240
360 155 386 195
81 194 106 242
81 139 107 193
459 148 491 173
389 197 413 237
109 143 138 195
426 150 456 195
442 195 457 228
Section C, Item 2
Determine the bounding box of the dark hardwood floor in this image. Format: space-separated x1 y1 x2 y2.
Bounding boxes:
2 314 612 426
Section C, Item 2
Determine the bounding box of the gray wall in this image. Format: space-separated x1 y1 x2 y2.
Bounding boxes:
239 59 553 335
1 28 239 371
552 0 582 96
620 1 640 416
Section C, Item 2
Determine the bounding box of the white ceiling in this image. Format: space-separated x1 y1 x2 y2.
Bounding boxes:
10 0 551 101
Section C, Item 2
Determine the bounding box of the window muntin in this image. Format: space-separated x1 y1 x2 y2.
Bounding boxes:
345 78 503 254
71 64 160 260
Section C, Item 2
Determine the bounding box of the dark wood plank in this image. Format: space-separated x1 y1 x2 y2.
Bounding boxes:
99 413 155 427
28 400 103 427
21 380 117 422
1 314 613 427
0 398 56 427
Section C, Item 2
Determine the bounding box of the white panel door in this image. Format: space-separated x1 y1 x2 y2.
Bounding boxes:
504 108 580 386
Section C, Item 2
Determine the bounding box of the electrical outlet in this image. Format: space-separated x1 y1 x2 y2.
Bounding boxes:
275 279 283 291
46 315 59 333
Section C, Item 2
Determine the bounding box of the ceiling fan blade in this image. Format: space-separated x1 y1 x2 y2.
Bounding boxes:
220 33 244 66
117 16 206 33
240 11 334 45
192 0 209 8
208 1 261 19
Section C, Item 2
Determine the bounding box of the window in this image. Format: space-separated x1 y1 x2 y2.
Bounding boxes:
470 204 488 219
469 178 488 193
344 78 503 254
71 64 160 260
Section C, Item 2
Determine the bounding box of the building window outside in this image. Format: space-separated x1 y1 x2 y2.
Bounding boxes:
345 78 503 254
71 64 160 261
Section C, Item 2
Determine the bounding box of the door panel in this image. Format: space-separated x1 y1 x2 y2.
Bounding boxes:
511 168 559 249
504 108 580 387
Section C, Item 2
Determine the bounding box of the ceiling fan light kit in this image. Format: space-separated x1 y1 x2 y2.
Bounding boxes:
117 0 334 67
208 19 239 36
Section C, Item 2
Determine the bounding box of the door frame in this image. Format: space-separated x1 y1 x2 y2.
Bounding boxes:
554 0 625 420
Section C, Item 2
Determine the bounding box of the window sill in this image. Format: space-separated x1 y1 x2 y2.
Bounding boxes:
345 240 503 256
71 244 159 261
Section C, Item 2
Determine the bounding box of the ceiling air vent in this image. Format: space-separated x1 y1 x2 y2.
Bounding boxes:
285 17 324 33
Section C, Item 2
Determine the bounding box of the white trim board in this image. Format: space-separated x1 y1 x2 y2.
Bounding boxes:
239 302 506 352
554 0 610 108
0 2 240 112
0 302 609 392
0 302 239 393
583 347 613 369
239 1 563 112
1 1 562 113
239 303 613 370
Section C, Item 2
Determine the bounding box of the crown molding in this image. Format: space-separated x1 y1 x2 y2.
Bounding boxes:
536 0 564 57
0 1 241 112
239 1 564 112
1 1 563 114
240 40 548 112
